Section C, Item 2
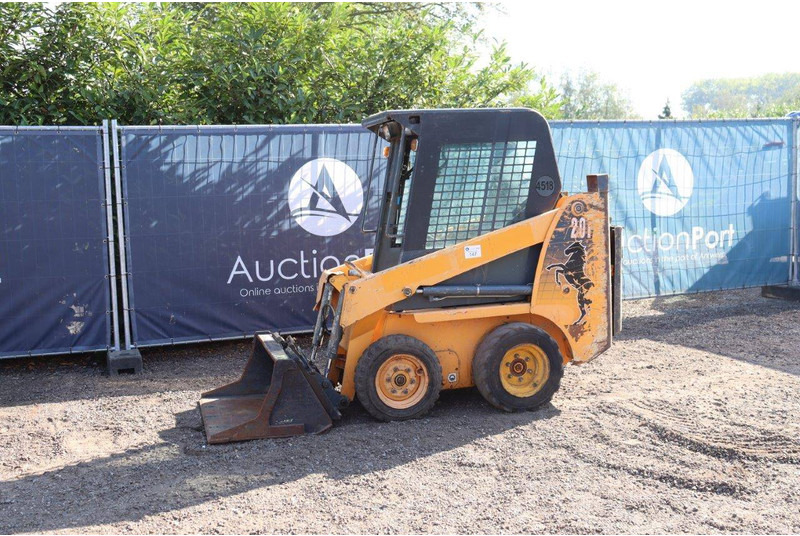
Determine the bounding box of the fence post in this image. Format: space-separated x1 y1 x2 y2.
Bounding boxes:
101 120 120 352
104 120 143 375
792 118 799 286
111 120 133 349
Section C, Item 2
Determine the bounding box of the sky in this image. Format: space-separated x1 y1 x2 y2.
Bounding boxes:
484 0 800 118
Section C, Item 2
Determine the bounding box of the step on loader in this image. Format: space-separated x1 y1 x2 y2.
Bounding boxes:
199 108 622 444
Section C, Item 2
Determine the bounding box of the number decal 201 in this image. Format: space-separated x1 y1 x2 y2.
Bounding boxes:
570 217 592 239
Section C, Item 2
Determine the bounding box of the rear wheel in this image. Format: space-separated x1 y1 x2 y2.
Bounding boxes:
355 335 442 422
473 323 563 412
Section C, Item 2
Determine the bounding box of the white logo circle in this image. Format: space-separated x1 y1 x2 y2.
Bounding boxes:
288 158 364 237
637 149 694 216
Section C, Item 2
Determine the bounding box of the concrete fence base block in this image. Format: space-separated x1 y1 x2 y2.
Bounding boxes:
107 349 143 376
762 284 800 302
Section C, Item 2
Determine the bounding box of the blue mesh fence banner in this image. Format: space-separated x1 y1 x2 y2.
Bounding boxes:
551 120 794 298
119 120 796 347
119 125 386 346
0 127 110 358
0 120 792 355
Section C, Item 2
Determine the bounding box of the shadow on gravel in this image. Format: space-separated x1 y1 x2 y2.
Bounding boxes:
6 287 799 410
0 389 560 533
0 340 254 408
619 291 800 376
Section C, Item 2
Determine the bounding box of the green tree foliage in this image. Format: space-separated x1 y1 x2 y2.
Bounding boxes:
555 70 636 120
682 73 800 118
507 76 561 119
0 2 556 125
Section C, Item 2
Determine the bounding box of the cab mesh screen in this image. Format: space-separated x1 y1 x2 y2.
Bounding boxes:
426 140 536 249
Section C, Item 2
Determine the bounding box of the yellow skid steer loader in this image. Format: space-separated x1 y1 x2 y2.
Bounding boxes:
199 108 622 443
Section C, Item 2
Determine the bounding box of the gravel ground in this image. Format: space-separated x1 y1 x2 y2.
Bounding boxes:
1 288 799 534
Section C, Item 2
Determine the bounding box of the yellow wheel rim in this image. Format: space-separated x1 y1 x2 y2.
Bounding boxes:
499 343 550 398
375 354 429 409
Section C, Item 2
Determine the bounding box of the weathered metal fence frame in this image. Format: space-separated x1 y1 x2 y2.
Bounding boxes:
110 120 133 351
102 121 121 352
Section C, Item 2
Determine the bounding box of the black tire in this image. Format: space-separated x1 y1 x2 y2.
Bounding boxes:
473 323 563 412
355 335 442 422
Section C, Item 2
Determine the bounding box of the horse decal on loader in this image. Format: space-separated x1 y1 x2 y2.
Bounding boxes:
547 241 594 325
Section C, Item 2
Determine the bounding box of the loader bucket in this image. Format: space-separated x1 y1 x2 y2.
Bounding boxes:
199 333 339 444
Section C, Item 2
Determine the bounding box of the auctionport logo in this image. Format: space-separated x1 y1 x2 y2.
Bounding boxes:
288 158 364 237
637 149 694 217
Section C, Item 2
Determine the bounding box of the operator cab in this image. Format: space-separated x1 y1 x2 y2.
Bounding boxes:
363 108 563 310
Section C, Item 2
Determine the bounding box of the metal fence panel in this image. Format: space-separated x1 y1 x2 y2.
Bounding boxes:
551 119 794 298
119 125 385 346
0 127 110 358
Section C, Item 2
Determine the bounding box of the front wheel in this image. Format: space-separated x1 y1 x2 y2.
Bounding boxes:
472 323 564 412
355 335 442 422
